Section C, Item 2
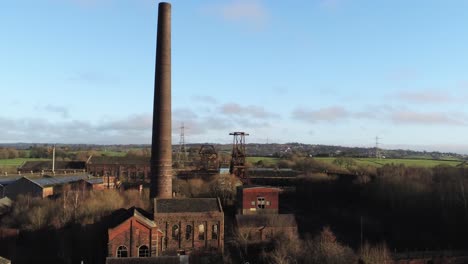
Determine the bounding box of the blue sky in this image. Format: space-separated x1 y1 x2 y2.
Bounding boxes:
1 0 468 153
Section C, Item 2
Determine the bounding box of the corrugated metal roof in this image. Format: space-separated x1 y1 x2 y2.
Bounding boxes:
28 174 89 187
0 176 22 186
85 178 103 185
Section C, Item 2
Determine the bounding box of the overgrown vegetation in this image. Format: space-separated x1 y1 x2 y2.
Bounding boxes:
1 189 150 230
228 227 391 264
296 163 468 251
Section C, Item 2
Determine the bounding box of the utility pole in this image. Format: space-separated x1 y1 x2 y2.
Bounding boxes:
52 144 56 174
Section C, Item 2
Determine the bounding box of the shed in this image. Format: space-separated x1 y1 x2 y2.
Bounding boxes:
5 174 90 199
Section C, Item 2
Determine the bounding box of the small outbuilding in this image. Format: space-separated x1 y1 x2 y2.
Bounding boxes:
237 185 280 215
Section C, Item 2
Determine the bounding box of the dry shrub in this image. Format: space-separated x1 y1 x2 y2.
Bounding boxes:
303 226 357 264
209 174 241 205
260 227 356 264
358 242 393 264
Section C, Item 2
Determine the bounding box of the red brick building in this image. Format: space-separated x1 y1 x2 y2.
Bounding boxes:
86 156 150 181
237 185 280 215
107 207 162 258
107 198 224 260
235 185 297 242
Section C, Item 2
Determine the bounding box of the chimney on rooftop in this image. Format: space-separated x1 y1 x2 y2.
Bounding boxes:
150 2 172 199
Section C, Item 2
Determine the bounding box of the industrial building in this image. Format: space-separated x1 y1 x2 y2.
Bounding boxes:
86 156 150 180
235 185 298 242
153 198 224 255
236 185 280 215
4 174 103 199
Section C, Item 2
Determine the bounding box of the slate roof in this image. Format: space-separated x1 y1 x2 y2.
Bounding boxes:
106 256 181 264
108 207 155 229
87 156 150 165
155 198 222 213
236 214 297 228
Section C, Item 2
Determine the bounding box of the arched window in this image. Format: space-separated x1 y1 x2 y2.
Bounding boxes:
185 225 192 240
212 224 218 240
138 245 149 257
172 225 179 240
117 245 128 258
198 224 205 240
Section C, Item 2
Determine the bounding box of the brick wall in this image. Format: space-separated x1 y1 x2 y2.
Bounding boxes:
238 187 279 215
237 225 297 241
108 216 159 257
154 212 224 255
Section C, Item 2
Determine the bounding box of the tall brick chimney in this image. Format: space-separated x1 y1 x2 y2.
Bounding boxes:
150 2 172 199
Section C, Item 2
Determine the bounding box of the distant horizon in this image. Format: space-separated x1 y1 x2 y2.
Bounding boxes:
1 141 467 156
2 1 468 154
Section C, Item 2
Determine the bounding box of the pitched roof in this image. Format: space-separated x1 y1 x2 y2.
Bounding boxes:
25 174 90 187
108 207 155 229
236 214 297 228
155 198 222 213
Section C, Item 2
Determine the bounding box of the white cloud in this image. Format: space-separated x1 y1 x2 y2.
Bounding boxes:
390 111 466 126
203 0 269 29
292 106 349 122
219 103 279 119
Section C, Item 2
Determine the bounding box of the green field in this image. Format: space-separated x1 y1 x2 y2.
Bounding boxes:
0 158 49 174
316 157 462 168
247 156 463 168
0 158 49 166
246 157 280 166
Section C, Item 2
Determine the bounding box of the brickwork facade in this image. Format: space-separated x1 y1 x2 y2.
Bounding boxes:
154 198 224 255
107 210 161 258
153 212 224 255
237 186 280 215
237 225 298 241
87 164 150 180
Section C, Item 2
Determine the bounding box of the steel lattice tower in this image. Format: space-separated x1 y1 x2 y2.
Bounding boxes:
176 123 188 168
229 132 249 184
